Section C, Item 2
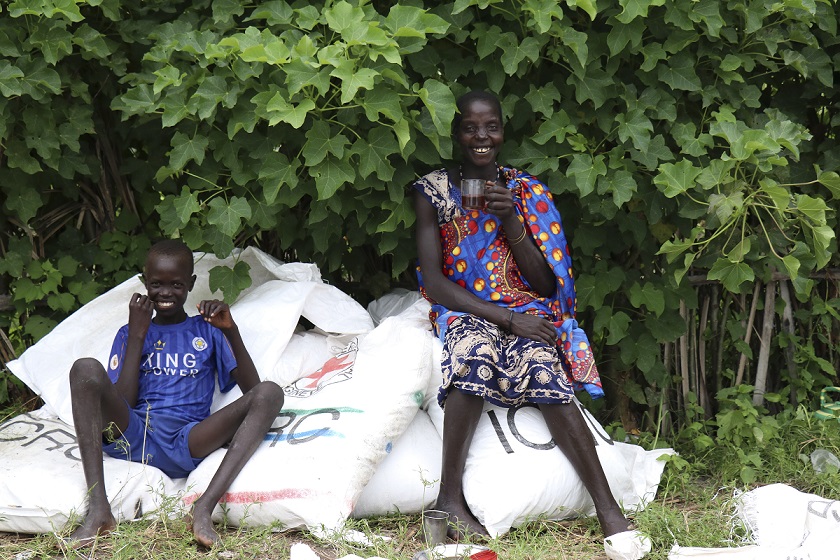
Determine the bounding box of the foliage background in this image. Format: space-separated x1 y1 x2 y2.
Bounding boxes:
1 0 839 468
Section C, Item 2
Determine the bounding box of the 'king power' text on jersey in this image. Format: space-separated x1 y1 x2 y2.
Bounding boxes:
107 315 237 424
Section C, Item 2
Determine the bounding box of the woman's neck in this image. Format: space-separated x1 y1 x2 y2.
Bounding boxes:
460 162 498 181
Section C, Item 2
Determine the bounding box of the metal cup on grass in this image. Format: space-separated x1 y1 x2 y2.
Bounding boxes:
421 509 449 549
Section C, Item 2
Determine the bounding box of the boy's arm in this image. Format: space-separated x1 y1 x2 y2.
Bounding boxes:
197 300 260 393
113 292 154 407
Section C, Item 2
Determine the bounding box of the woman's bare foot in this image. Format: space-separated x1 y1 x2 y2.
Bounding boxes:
64 511 116 549
598 508 634 538
435 499 489 540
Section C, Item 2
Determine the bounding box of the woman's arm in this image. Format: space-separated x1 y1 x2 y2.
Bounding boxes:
485 182 556 297
415 190 556 346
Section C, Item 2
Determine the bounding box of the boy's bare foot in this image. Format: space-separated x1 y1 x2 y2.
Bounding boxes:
435 499 489 541
64 513 116 549
188 509 220 548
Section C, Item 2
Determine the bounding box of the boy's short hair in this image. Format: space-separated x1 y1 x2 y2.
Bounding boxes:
146 239 194 274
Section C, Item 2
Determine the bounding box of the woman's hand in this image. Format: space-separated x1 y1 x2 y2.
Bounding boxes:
484 182 517 222
198 299 235 331
509 312 557 347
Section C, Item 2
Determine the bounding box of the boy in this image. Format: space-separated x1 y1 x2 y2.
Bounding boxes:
68 239 283 548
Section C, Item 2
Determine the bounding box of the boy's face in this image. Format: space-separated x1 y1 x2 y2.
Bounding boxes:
143 253 196 324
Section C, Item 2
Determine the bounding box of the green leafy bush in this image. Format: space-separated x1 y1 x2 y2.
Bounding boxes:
1 1 838 449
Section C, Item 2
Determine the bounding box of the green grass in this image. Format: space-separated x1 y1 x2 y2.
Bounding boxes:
2 405 840 559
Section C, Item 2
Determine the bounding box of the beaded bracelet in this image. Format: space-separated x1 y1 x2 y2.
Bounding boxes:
509 226 528 246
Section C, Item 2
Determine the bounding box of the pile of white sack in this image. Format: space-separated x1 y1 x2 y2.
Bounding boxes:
1 247 673 545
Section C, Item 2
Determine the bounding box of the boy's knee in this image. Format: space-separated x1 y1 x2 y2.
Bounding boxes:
69 357 108 389
251 380 284 411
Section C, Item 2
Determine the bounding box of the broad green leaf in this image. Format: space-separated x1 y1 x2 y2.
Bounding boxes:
629 282 666 316
606 311 631 345
212 0 244 24
166 187 201 231
507 139 561 175
567 66 614 108
657 238 694 263
418 78 455 137
259 153 300 204
4 184 43 224
209 261 252 302
207 196 252 237
796 194 827 224
566 153 607 197
246 0 294 25
730 129 779 160
707 191 743 224
266 94 315 128
818 171 840 198
759 179 790 213
0 60 24 96
616 0 666 23
522 0 564 33
524 83 562 118
310 156 355 200
605 170 637 207
29 20 73 65
500 36 541 75
658 53 702 91
533 110 574 145
607 17 644 55
351 130 399 181
806 225 835 268
616 109 653 152
330 59 378 104
781 254 800 279
385 5 449 36
689 0 724 38
727 237 751 262
707 259 754 293
363 87 403 123
303 120 349 167
654 160 702 198
565 0 597 20
558 27 589 67
169 131 209 171
284 58 331 97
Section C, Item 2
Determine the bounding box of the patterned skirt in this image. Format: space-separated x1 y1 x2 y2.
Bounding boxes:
438 314 574 408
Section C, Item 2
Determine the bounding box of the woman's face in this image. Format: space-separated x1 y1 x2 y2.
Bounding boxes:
455 99 503 170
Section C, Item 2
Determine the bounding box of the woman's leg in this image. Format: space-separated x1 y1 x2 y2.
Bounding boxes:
435 388 489 538
539 401 631 537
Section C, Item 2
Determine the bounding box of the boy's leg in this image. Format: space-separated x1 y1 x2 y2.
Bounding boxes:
186 380 284 547
68 357 131 543
436 388 488 539
538 401 631 537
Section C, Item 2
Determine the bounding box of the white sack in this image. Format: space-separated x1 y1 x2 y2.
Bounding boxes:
181 310 433 533
366 289 422 327
352 409 442 518
0 409 184 534
668 484 840 560
2 248 374 533
7 247 372 425
426 394 673 537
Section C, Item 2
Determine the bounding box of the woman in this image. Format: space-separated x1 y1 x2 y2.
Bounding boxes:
414 90 649 557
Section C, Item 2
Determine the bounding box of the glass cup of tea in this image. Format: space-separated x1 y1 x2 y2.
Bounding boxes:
461 179 486 211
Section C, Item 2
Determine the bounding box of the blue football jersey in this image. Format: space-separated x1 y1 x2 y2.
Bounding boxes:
107 315 237 423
